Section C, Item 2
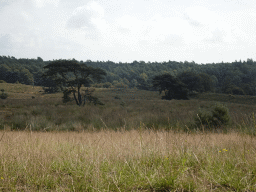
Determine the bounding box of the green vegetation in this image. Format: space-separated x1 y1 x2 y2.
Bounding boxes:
193 103 230 131
0 82 256 135
41 59 106 106
1 61 256 190
1 56 256 97
152 73 189 100
0 89 8 99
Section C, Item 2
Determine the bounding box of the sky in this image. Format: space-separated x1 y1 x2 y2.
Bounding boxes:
0 0 256 64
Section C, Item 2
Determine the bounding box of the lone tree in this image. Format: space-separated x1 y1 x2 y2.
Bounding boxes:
152 73 189 100
41 59 106 106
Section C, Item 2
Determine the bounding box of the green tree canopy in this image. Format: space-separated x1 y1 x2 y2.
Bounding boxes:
177 71 202 93
41 59 106 106
152 73 189 100
198 73 215 92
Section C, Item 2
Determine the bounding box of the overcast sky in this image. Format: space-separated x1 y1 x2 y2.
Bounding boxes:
0 0 256 64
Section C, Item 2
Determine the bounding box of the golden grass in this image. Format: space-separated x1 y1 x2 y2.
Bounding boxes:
0 130 255 191
1 83 256 190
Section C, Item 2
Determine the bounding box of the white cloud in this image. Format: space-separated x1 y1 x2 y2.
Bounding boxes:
184 6 217 27
114 14 188 46
34 0 60 8
181 6 247 45
86 1 104 18
1 0 256 63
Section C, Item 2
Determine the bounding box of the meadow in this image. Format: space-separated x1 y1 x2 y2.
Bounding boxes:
0 83 256 191
1 83 256 134
0 130 256 191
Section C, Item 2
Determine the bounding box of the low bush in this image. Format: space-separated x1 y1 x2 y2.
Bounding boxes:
114 95 121 99
193 102 230 130
103 82 112 88
231 87 246 95
0 89 8 99
9 115 27 130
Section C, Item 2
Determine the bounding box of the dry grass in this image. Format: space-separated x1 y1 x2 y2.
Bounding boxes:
1 83 256 190
0 129 256 191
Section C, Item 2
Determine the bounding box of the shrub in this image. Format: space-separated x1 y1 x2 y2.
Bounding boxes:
43 87 61 94
83 88 104 105
92 83 103 88
87 96 104 105
0 89 8 99
103 82 112 88
0 80 6 83
114 95 121 99
9 115 27 130
0 92 5 97
31 106 43 116
194 102 230 130
231 87 245 95
211 103 230 126
114 82 128 88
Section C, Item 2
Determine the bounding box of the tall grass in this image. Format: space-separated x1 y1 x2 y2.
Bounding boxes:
0 130 255 191
0 84 256 190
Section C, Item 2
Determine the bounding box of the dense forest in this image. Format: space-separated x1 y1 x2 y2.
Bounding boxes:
0 55 255 96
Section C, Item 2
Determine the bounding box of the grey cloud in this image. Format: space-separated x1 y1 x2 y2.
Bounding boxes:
65 1 106 35
66 14 91 29
204 28 225 43
65 4 95 29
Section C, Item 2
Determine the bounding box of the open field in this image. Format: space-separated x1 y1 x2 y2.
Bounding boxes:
0 83 256 190
0 83 256 134
0 130 255 191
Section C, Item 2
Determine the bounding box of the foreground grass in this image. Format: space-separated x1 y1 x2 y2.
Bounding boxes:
0 130 255 191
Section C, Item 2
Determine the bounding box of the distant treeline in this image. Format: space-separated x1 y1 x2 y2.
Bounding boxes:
0 55 255 96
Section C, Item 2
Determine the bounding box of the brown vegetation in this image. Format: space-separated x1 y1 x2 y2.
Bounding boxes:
0 130 255 191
